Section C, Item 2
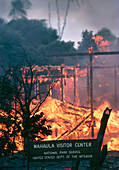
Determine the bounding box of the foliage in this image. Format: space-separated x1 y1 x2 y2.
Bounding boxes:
78 29 98 52
0 18 76 66
0 17 118 68
0 61 54 154
9 0 31 19
0 18 4 25
0 76 19 154
0 27 24 66
7 19 58 47
37 40 76 65
0 76 14 112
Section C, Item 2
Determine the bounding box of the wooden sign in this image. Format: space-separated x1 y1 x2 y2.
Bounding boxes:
28 139 97 164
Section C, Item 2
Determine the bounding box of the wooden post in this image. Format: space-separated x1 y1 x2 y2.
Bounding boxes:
73 67 76 104
114 66 117 110
39 82 42 101
27 138 30 170
47 67 51 96
71 161 80 170
97 107 112 167
36 80 39 99
61 66 63 101
87 65 90 105
89 46 94 138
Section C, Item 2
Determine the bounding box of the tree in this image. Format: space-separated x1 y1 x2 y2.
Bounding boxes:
0 18 5 25
0 18 58 66
0 18 76 66
0 27 24 66
9 0 31 19
78 29 98 52
37 40 76 65
0 58 55 154
6 19 58 47
0 76 19 154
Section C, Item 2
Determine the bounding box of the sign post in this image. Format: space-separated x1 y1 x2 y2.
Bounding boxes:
88 45 94 138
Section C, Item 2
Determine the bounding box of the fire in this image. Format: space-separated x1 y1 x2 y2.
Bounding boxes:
0 90 119 152
36 97 119 151
1 61 119 153
88 45 93 54
92 35 111 51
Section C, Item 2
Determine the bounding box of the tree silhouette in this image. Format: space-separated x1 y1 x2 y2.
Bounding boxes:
0 18 76 66
0 76 18 155
78 29 98 52
9 0 31 19
0 57 55 154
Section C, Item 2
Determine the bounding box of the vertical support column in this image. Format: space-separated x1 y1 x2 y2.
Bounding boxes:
35 80 39 99
73 67 76 104
39 81 41 101
114 66 117 110
60 66 64 102
89 45 94 138
87 65 90 105
37 81 39 99
34 70 37 97
47 67 52 97
34 81 36 97
35 80 37 98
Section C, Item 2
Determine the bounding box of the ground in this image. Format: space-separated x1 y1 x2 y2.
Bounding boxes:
1 151 119 170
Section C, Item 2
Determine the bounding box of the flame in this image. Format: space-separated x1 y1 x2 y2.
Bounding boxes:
37 97 119 151
92 35 111 51
0 97 119 152
88 45 93 54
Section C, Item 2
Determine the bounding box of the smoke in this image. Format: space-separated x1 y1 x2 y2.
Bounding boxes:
0 0 11 20
28 0 119 44
0 0 119 44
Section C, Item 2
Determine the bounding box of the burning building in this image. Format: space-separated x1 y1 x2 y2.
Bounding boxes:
0 36 119 153
31 50 119 152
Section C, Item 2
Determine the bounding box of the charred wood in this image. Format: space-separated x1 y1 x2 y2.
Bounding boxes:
97 107 112 155
56 130 68 140
65 114 90 138
97 107 112 168
71 160 80 170
71 107 112 170
99 144 107 167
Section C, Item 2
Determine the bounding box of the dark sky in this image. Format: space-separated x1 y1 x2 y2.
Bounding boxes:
0 0 119 47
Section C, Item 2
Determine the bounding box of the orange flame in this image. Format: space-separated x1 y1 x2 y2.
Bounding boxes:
38 97 119 151
92 35 111 51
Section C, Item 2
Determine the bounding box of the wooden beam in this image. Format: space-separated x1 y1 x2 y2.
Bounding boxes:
46 51 119 58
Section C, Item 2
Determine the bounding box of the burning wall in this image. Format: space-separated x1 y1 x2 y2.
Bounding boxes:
33 63 119 110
